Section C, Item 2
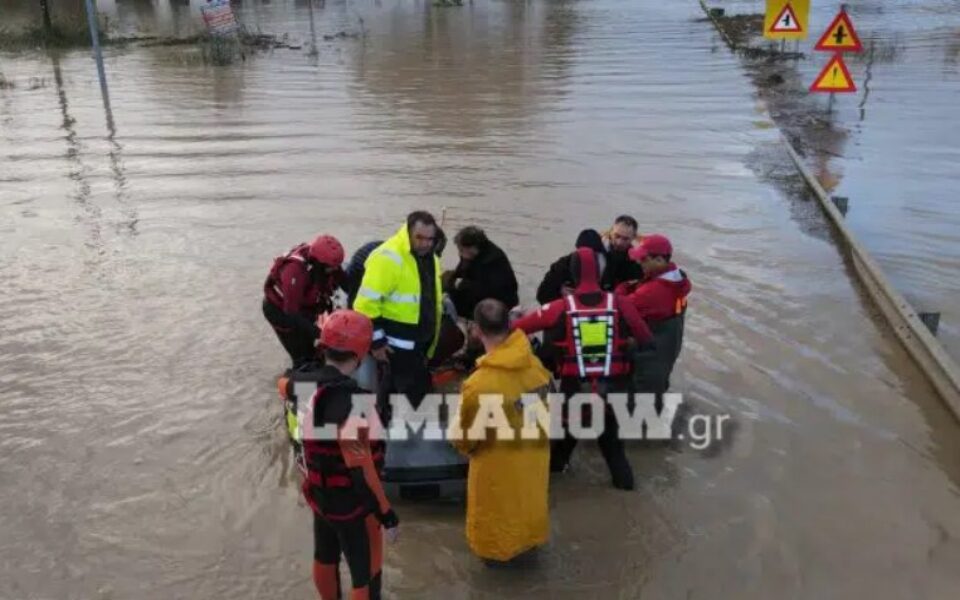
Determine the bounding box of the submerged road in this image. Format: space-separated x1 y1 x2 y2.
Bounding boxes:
1 0 959 598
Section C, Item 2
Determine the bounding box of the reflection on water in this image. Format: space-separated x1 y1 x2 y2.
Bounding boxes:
350 0 577 151
2 1 960 599
51 52 105 255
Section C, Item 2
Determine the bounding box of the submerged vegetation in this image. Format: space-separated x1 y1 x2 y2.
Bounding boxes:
1 12 362 66
1 22 361 66
0 22 103 51
701 9 804 60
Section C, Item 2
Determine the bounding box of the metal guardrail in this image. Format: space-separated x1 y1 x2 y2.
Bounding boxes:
782 141 960 420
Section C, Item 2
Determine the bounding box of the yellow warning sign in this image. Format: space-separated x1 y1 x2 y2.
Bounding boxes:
809 54 857 93
764 0 809 41
814 10 863 52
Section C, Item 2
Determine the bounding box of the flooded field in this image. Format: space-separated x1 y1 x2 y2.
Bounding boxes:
2 1 960 598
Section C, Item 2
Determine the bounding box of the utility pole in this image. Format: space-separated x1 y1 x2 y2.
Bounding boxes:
40 0 53 32
83 0 112 119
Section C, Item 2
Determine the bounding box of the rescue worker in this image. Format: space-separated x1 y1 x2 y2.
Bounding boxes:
298 309 399 600
602 215 644 287
513 248 654 490
617 234 691 396
536 229 607 304
451 299 552 563
443 226 519 319
353 211 443 408
263 235 345 367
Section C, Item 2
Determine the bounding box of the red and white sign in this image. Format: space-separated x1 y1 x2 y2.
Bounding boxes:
768 4 803 33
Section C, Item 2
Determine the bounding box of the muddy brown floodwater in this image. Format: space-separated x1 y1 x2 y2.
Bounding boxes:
2 1 960 599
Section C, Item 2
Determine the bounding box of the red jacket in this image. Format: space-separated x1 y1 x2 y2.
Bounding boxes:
513 249 653 344
264 244 339 316
617 264 691 322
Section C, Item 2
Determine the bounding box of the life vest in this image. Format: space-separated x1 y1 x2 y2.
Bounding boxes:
300 383 385 521
277 360 326 454
263 244 336 314
558 292 631 380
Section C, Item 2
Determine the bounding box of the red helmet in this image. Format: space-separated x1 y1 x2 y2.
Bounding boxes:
309 235 344 267
318 310 373 359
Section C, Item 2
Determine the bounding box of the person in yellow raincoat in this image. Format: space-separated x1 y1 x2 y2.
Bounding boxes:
451 299 552 562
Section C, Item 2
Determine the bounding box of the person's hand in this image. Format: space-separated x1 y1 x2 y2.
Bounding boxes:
560 284 575 297
378 508 399 528
371 345 392 362
441 270 456 291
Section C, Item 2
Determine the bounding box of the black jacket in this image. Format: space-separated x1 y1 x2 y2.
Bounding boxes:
536 249 642 305
447 241 519 318
605 248 644 291
344 240 383 308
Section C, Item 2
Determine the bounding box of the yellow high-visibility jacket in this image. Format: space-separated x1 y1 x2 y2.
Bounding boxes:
353 224 442 356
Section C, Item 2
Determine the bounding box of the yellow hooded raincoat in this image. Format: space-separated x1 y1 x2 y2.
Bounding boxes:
452 330 552 561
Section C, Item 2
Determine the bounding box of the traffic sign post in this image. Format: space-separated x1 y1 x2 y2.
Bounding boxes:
764 0 810 41
809 6 862 106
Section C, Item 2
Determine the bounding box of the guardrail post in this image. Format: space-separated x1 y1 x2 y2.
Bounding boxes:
831 196 849 216
919 312 941 336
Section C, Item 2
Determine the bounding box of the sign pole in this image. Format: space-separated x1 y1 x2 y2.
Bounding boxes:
307 0 319 56
40 0 53 32
82 0 112 116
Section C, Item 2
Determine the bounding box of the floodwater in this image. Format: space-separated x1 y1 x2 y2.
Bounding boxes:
1 1 960 599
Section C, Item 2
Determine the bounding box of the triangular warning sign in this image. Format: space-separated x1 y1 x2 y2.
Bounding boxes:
810 54 857 93
814 10 863 52
769 3 803 33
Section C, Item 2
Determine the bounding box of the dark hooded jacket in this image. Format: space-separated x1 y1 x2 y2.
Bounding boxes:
536 229 641 304
446 240 519 318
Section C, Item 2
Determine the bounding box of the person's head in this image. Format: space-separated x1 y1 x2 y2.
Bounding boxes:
569 247 603 292
406 211 438 257
454 226 489 262
575 228 606 255
628 234 672 274
318 310 373 374
609 215 638 253
308 234 345 275
473 299 511 350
